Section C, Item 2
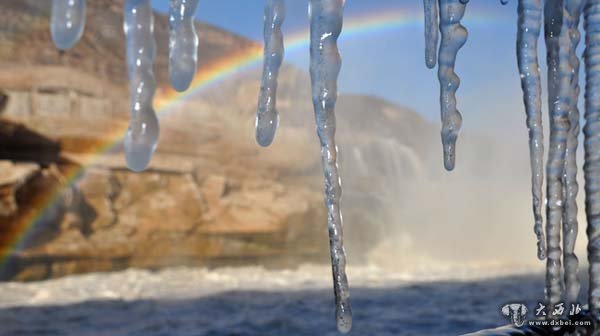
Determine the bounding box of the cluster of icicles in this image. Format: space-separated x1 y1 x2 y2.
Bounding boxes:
50 0 353 331
425 0 600 322
51 0 199 171
47 0 600 331
424 0 600 322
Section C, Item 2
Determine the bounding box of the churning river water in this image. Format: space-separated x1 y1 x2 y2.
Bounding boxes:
0 263 573 336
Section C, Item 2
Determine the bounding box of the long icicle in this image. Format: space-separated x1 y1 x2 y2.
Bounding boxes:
563 0 583 307
544 0 571 313
517 0 546 261
423 0 439 69
308 0 351 333
168 0 200 92
123 0 159 172
437 0 467 171
584 0 600 318
50 0 86 50
256 0 285 147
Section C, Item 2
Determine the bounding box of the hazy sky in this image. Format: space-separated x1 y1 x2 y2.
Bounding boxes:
150 1 542 134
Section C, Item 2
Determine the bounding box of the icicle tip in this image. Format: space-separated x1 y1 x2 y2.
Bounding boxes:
336 309 352 333
123 112 159 173
443 143 456 171
255 111 280 147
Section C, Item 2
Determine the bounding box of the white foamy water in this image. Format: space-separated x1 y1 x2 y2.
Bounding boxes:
0 262 541 309
0 263 560 336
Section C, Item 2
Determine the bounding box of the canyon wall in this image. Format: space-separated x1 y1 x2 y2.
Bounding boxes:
0 0 430 281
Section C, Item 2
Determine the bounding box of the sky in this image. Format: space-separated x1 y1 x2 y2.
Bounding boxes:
149 1 542 134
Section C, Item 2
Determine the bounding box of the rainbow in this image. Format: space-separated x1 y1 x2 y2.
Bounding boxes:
154 8 499 113
1 8 502 267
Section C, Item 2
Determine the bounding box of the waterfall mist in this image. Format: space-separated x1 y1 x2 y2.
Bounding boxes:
340 116 584 274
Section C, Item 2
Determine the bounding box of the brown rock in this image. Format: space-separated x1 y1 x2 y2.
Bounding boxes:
117 173 203 234
0 161 39 216
0 0 432 281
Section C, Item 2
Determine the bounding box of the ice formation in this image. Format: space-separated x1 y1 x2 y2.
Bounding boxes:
436 0 467 171
168 0 200 92
43 0 600 330
255 0 285 147
423 0 439 68
308 0 351 333
584 0 600 317
123 0 159 172
542 0 569 311
517 0 546 261
563 0 583 307
50 0 86 50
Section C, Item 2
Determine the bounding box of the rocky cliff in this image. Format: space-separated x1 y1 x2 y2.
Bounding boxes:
0 0 432 281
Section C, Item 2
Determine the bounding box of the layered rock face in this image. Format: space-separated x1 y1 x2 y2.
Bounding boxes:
0 0 431 281
0 106 330 281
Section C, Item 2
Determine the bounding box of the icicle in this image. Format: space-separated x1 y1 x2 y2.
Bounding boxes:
123 0 159 172
308 0 351 333
423 0 439 69
584 0 600 318
563 0 583 306
255 0 285 147
168 0 200 92
517 0 546 260
50 0 86 50
437 0 467 171
543 0 571 312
